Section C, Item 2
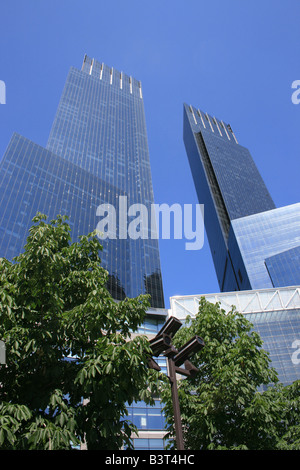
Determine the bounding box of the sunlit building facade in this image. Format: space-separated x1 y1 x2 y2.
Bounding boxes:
0 55 164 307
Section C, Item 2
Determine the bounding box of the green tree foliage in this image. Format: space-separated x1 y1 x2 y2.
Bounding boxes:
161 298 300 450
0 213 161 450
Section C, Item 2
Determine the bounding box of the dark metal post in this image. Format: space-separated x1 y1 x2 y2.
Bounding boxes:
167 352 185 450
148 317 205 451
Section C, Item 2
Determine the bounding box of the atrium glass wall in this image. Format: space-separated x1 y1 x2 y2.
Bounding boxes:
170 287 300 386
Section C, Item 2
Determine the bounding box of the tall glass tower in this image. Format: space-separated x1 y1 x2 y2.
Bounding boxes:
0 56 164 307
183 103 300 292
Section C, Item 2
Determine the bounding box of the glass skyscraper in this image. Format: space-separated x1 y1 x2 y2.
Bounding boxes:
183 102 300 292
0 55 164 308
0 55 167 449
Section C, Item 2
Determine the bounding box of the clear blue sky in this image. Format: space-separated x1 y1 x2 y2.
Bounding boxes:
1 0 299 308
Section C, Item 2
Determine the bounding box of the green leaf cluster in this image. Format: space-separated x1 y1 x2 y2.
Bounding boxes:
0 213 161 450
161 297 300 450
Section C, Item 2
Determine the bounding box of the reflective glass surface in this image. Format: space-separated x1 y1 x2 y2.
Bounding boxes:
132 438 165 450
245 308 300 386
126 400 166 431
183 105 234 290
0 56 164 307
0 55 166 450
183 103 275 227
230 204 300 290
265 246 300 287
170 287 300 387
200 129 275 221
183 103 299 294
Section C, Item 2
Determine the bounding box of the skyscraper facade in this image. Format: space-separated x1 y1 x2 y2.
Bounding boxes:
0 55 164 307
0 55 167 449
183 102 300 292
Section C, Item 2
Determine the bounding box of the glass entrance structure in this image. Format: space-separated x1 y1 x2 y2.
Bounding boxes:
170 286 300 386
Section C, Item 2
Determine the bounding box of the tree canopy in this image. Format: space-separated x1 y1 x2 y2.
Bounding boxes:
161 297 300 450
0 213 161 450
